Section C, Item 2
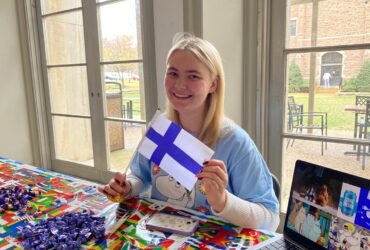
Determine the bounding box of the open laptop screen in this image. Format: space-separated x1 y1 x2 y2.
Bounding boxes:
284 160 370 249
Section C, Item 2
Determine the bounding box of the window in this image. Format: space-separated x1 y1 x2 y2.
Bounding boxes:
270 0 370 212
289 19 297 36
34 0 156 181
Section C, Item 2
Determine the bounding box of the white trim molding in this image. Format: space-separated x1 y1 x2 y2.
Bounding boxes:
16 0 51 169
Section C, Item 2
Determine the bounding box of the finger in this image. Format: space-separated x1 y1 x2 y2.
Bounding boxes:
104 184 122 196
202 175 225 194
203 159 227 172
114 172 127 186
203 177 224 193
121 180 131 194
199 171 225 190
198 165 228 186
109 179 126 195
97 185 107 195
202 160 227 179
98 184 117 196
201 165 227 179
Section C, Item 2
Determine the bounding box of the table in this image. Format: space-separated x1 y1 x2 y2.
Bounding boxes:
344 104 366 139
343 104 370 169
0 157 279 249
344 104 366 113
344 104 366 141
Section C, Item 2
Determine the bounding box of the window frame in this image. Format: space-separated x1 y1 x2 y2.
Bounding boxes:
269 0 370 213
17 0 157 183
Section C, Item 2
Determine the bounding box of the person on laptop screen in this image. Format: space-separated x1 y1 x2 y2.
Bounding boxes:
99 33 280 231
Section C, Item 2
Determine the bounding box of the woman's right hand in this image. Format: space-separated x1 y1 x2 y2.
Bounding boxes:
98 172 131 197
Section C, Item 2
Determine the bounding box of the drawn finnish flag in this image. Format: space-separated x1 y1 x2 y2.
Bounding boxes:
138 112 214 190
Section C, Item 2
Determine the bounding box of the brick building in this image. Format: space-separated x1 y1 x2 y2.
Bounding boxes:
287 0 370 88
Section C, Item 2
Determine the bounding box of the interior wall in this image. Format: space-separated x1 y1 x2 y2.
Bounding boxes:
203 0 243 125
0 0 33 163
153 0 183 111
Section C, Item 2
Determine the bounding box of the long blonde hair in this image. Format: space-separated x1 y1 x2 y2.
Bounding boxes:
165 33 225 148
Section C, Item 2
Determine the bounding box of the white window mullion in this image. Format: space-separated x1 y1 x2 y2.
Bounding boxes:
268 0 286 180
140 0 158 119
81 0 109 174
34 0 58 168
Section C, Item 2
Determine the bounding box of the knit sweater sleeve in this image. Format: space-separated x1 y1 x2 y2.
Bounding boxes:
211 191 280 231
126 175 145 197
125 153 152 198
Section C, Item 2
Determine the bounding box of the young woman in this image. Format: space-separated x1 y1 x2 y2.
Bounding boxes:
99 33 280 231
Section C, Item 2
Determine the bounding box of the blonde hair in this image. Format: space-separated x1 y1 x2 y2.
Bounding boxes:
165 33 225 148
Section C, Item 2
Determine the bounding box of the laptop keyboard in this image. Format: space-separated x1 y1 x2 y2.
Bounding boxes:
259 238 303 250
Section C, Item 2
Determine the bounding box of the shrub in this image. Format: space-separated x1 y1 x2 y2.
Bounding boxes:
300 80 310 93
341 78 357 92
341 60 370 92
356 60 370 86
288 61 307 93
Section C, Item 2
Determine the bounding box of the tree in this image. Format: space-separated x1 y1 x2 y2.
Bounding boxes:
288 61 305 93
102 35 138 84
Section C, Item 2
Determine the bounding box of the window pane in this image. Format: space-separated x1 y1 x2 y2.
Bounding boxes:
103 63 145 120
48 67 90 116
41 0 81 15
286 0 370 48
285 51 370 139
53 116 94 165
43 11 86 65
98 0 143 61
106 121 146 171
282 139 370 212
289 19 297 36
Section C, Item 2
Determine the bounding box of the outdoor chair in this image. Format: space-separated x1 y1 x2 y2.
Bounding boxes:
353 96 370 150
357 100 370 169
271 174 280 200
286 96 328 155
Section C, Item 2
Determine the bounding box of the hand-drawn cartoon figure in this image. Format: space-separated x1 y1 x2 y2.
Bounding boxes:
156 175 195 207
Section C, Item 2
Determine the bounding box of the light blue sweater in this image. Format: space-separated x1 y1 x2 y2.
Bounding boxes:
128 119 279 216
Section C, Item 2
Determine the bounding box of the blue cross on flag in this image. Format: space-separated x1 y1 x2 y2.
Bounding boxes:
138 111 214 190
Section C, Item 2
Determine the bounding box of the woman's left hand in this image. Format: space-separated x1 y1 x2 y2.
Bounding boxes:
197 159 228 212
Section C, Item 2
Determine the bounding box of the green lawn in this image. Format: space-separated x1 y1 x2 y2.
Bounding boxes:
106 80 142 119
292 93 356 131
122 80 141 119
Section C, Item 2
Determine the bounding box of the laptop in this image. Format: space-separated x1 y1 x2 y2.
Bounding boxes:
258 160 370 250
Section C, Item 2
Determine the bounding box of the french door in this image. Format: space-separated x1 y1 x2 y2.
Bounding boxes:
36 0 156 183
